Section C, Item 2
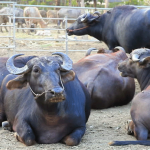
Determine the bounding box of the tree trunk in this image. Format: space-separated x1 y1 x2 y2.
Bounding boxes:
105 0 109 13
81 0 85 7
77 0 81 6
69 0 72 6
94 0 97 11
55 0 60 10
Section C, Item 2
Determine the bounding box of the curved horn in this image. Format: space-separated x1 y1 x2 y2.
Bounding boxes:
93 11 101 16
85 48 97 56
81 13 90 23
114 46 125 52
132 54 140 62
139 57 146 64
6 54 29 75
52 52 73 71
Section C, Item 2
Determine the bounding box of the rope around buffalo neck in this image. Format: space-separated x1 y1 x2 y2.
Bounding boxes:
29 73 64 98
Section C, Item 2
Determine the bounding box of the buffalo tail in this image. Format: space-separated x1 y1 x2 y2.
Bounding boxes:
109 140 150 146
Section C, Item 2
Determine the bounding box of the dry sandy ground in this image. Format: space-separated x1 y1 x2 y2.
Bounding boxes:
0 29 148 150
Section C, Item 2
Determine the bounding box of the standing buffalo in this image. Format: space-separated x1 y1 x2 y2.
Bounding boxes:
24 7 49 34
0 7 25 33
57 8 84 29
110 48 150 146
0 53 91 146
73 47 135 109
47 10 58 24
39 10 47 18
67 5 150 53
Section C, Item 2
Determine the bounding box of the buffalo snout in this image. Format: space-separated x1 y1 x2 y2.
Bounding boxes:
50 87 64 96
66 28 73 36
45 87 66 102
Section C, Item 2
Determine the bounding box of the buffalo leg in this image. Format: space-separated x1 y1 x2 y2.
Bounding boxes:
21 24 25 33
14 121 35 146
62 21 65 29
17 23 19 33
61 126 86 146
134 125 148 140
57 20 62 34
4 23 8 32
0 26 3 32
2 121 12 131
0 100 6 125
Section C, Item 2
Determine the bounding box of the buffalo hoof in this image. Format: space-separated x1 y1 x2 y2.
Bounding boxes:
14 132 35 146
126 120 134 135
2 121 11 131
62 135 79 146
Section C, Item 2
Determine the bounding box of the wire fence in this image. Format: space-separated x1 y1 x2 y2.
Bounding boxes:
0 2 149 60
0 2 109 58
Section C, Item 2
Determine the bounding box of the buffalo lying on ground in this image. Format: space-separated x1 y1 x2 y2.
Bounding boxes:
0 56 36 124
110 48 150 146
0 53 91 146
67 5 150 53
73 47 135 109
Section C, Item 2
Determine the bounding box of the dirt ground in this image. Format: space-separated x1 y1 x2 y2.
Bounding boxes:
0 27 147 150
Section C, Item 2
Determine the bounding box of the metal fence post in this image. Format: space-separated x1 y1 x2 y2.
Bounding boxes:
8 3 12 56
65 15 68 55
12 3 16 54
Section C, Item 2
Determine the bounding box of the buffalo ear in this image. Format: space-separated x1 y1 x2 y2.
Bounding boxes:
61 70 75 84
139 56 150 68
6 75 27 90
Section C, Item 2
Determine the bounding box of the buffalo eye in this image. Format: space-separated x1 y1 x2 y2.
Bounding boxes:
33 66 41 74
34 68 39 73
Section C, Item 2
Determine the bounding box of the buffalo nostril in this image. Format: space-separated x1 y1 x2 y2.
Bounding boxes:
50 90 55 95
50 88 63 96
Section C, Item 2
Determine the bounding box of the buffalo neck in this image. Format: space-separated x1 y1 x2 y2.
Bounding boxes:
136 68 150 91
87 16 105 41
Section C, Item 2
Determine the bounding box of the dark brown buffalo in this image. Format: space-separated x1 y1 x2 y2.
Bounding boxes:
73 47 135 109
110 48 150 146
0 53 91 146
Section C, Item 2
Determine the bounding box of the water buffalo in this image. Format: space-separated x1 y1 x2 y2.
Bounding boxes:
0 53 91 146
0 56 36 124
67 5 150 53
73 47 135 109
57 8 84 29
47 10 58 24
24 7 49 34
110 48 150 146
39 10 47 18
0 7 25 33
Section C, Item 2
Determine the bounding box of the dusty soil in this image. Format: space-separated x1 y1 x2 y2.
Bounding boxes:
0 27 146 150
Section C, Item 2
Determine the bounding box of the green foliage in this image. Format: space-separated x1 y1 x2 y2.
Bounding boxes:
72 0 78 6
29 0 37 5
124 0 144 5
108 2 124 8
